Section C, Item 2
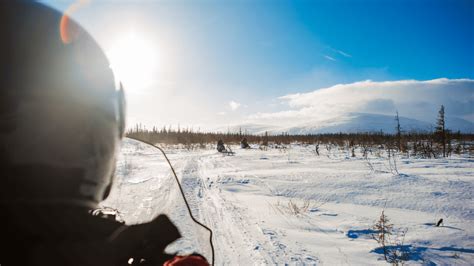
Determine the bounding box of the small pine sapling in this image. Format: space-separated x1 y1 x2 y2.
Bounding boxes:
372 210 393 261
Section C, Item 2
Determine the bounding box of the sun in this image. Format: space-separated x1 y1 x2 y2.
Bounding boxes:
107 32 158 90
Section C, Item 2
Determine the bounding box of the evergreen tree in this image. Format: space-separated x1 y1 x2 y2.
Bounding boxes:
395 111 402 151
435 105 446 157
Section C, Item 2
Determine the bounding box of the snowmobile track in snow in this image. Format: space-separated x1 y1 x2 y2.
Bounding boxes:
105 140 474 265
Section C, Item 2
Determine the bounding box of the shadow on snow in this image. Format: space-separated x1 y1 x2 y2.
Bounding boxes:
371 244 474 264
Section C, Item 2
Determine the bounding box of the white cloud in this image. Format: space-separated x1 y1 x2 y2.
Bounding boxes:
336 49 352 58
229 100 241 111
328 46 352 58
324 55 336 61
248 78 474 126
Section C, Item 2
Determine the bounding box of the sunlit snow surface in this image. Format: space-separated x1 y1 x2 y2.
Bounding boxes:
102 138 474 265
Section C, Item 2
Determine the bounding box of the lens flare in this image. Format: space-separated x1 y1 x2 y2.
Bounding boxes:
60 0 91 44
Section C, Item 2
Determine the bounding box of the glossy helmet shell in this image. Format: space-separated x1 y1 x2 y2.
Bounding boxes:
0 2 125 208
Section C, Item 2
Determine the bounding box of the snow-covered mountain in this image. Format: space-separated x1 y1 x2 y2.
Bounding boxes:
445 117 474 133
284 113 434 134
221 113 474 134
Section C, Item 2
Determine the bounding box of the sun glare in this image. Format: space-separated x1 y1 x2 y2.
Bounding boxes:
107 32 158 90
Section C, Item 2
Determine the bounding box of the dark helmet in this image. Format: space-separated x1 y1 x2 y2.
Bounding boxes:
0 2 125 208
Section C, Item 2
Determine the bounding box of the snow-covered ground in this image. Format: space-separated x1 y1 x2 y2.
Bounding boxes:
103 138 474 265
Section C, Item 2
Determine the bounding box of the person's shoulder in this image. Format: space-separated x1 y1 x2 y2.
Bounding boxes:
1 206 123 240
0 209 126 265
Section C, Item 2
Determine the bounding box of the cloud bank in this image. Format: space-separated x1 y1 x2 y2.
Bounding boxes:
248 78 474 126
229 100 241 111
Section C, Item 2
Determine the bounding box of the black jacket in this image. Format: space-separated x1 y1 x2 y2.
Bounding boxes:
0 205 180 266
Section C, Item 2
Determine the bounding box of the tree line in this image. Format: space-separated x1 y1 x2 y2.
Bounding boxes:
126 106 473 158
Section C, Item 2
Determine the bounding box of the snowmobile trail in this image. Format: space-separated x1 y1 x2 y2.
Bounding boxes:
192 154 324 265
178 155 269 264
105 140 474 265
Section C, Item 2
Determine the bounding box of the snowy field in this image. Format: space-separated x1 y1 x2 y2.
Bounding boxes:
102 138 474 265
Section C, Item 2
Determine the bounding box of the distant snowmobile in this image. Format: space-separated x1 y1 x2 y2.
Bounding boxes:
240 138 250 149
216 140 235 155
217 139 226 152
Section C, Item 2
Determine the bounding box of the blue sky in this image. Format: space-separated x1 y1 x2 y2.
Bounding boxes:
44 0 473 128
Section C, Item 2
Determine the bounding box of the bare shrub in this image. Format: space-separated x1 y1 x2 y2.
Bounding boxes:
273 198 321 216
287 199 310 215
387 147 400 175
388 229 409 265
362 145 375 172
